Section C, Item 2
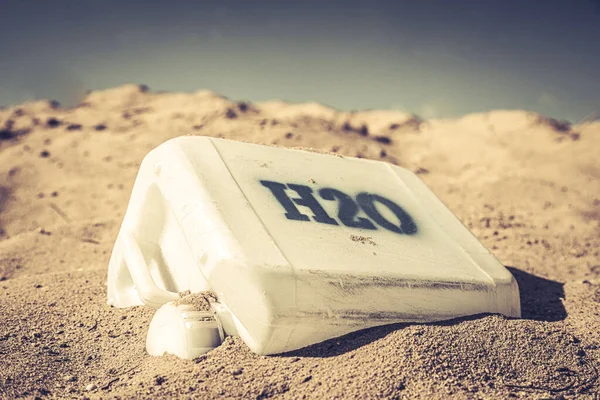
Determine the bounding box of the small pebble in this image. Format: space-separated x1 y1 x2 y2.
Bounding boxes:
225 109 237 119
46 118 61 128
38 228 51 235
570 248 588 258
86 383 97 391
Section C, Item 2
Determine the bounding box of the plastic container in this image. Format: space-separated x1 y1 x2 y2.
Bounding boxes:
107 136 520 357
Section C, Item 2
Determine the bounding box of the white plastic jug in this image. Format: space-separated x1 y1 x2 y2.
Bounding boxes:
107 136 520 358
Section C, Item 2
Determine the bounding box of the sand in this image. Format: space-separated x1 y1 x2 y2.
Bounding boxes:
0 84 599 399
174 291 218 312
349 235 377 246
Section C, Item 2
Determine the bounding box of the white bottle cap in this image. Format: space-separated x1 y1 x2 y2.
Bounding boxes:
146 302 225 359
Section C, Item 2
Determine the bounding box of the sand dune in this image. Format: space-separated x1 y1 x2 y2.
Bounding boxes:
1 84 599 398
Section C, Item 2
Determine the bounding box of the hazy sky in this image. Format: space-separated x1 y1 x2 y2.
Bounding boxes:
1 0 599 121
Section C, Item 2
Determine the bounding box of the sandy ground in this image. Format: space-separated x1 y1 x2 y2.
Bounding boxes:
1 84 599 399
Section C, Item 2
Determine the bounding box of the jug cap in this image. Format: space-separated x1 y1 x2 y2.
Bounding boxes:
146 302 226 359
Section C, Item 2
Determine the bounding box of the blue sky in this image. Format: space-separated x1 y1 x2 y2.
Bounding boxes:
0 0 599 121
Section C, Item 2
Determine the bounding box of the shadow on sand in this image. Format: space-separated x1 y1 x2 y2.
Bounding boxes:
506 266 566 322
280 266 566 358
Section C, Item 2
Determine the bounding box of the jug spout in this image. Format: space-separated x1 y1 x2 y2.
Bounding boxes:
146 297 238 360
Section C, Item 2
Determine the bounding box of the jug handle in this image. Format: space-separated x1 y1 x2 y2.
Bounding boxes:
121 231 180 308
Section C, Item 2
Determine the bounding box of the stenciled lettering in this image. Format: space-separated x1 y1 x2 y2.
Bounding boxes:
260 180 338 225
318 188 376 230
356 192 417 235
261 180 417 235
